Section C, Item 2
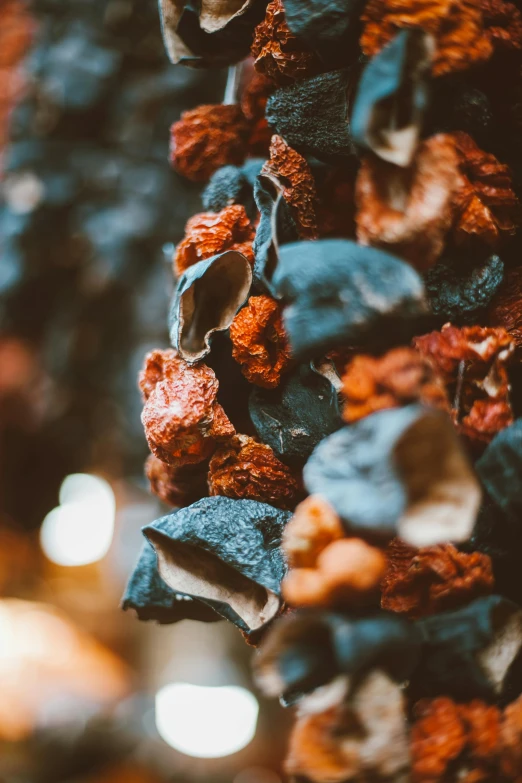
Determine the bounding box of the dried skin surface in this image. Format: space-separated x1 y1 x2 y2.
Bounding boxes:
356 136 461 271
342 347 449 424
414 324 514 444
262 135 318 239
208 434 300 509
381 539 494 618
145 455 208 508
500 695 522 778
482 0 522 53
174 205 255 275
170 104 249 182
251 0 321 85
361 0 494 77
282 494 344 569
230 295 291 388
140 349 234 466
488 266 522 357
451 132 520 249
240 68 274 156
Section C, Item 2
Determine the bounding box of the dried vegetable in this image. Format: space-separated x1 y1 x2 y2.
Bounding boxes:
124 0 522 778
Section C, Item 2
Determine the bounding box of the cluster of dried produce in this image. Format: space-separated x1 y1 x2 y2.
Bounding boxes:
125 0 522 779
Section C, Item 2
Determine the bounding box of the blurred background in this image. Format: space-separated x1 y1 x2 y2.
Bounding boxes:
0 0 289 779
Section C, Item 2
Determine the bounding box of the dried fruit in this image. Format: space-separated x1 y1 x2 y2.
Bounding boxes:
342 347 449 424
251 0 321 85
202 159 264 218
261 135 318 239
170 104 250 182
426 254 504 323
174 205 255 275
500 694 522 778
145 454 208 508
356 134 462 271
282 495 344 569
488 265 522 356
140 349 235 467
414 324 514 445
208 434 300 509
476 418 522 527
230 295 291 388
381 539 494 618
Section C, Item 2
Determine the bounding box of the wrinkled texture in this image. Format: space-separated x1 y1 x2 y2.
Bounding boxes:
208 434 300 509
230 295 291 388
251 0 322 84
488 265 522 356
500 694 522 779
414 324 514 445
170 104 250 182
356 135 461 271
426 254 504 323
381 539 494 618
262 135 318 238
342 347 449 423
174 205 255 275
145 454 209 508
140 349 234 467
283 494 344 569
282 0 365 68
202 159 264 218
451 132 520 249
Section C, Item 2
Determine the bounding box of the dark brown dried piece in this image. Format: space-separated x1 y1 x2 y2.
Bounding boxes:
488 265 522 357
381 538 494 618
170 104 250 182
208 433 300 509
140 349 235 466
262 135 319 239
356 135 461 271
240 66 274 156
482 0 522 53
342 347 449 424
414 324 514 445
251 0 322 85
361 0 494 77
451 132 520 249
145 454 209 507
500 694 522 779
316 168 357 239
174 205 255 275
230 295 291 388
282 494 344 569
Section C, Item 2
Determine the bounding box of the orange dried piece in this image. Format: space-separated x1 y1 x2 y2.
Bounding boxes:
169 104 250 182
286 703 354 783
414 324 514 445
251 0 322 85
230 295 291 388
207 434 300 509
411 698 467 781
451 132 520 249
174 205 255 275
262 135 319 239
240 68 274 156
381 539 494 618
461 702 501 764
482 0 522 53
361 0 493 77
500 694 522 779
139 349 234 467
282 494 344 569
342 347 449 424
145 454 208 508
356 135 461 271
488 266 522 357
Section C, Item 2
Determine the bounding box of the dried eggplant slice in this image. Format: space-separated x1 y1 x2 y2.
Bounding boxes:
351 29 434 167
143 496 291 634
254 609 422 705
413 595 522 704
202 159 265 219
273 239 428 359
303 405 481 547
122 541 220 624
476 418 522 528
169 250 252 362
426 253 504 323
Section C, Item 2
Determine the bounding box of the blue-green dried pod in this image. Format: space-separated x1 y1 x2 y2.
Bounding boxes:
425 254 504 323
202 159 265 218
476 418 522 528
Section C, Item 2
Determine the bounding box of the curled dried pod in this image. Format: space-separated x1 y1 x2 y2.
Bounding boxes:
143 496 291 635
140 349 235 467
230 294 291 388
122 542 220 624
283 494 344 569
202 159 265 218
304 405 481 547
249 361 343 467
145 454 209 508
351 29 433 167
174 205 255 275
208 433 301 509
476 419 522 528
169 250 252 362
273 239 428 360
426 253 504 323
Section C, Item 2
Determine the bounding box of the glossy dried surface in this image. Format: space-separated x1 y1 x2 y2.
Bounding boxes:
140 349 234 466
342 347 449 423
262 135 318 239
174 205 255 275
381 539 494 618
356 134 461 271
145 454 208 508
414 324 514 444
230 295 291 388
251 0 321 85
170 104 249 182
207 434 300 509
